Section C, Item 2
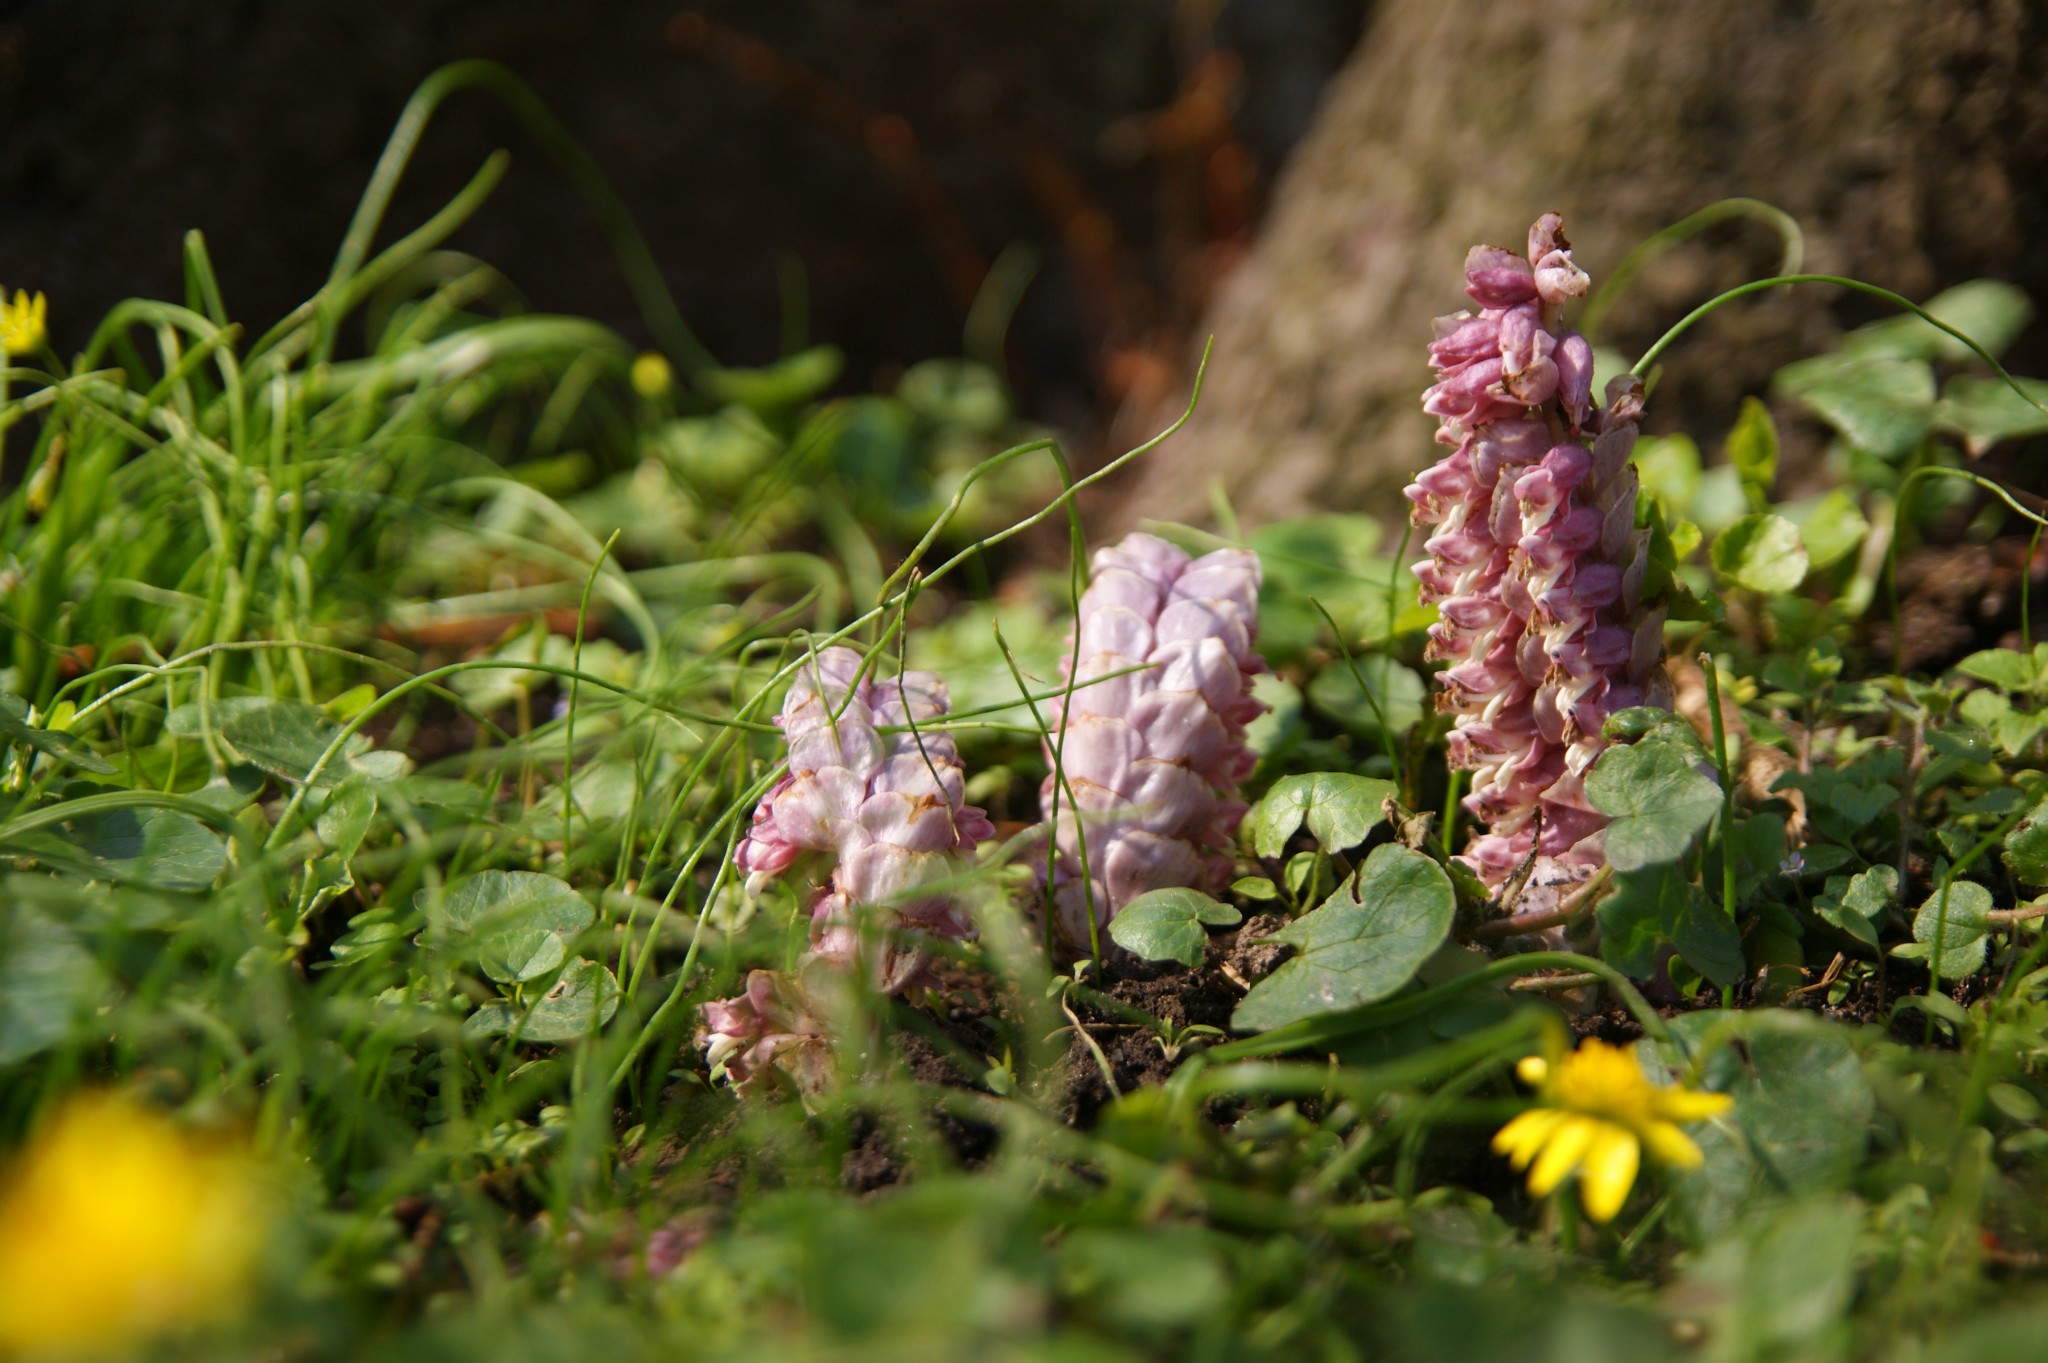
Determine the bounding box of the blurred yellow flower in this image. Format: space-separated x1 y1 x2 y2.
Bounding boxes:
1492 1037 1732 1223
1 289 47 357
630 350 674 398
0 1092 270 1358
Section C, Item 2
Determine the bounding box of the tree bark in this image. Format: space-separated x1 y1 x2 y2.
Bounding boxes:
1108 0 2048 530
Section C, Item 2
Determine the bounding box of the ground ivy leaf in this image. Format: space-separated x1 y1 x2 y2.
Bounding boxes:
1911 880 1992 982
1109 889 1241 968
2006 799 2048 885
1955 647 2039 693
1710 513 1809 594
1231 844 1453 1032
1814 865 1899 949
427 870 595 984
1252 772 1398 858
1585 739 1723 871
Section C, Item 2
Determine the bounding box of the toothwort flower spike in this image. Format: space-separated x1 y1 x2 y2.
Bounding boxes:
1040 533 1267 951
703 646 995 1089
1406 214 1669 898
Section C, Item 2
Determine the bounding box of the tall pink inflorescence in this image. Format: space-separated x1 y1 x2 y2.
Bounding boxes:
1040 533 1266 951
1405 214 1669 897
700 646 995 1088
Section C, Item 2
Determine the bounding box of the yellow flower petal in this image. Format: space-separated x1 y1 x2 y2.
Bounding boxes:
1526 1114 1598 1198
1651 1088 1734 1122
1577 1123 1641 1223
1515 1055 1549 1087
1641 1119 1706 1170
1493 1107 1567 1169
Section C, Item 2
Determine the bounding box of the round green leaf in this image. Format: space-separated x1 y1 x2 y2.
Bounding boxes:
1231 844 1454 1032
1710 514 1809 594
1108 889 1241 968
429 870 595 984
519 958 621 1042
1911 880 1992 983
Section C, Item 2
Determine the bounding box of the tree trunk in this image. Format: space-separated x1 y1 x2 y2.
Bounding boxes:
1108 0 2048 530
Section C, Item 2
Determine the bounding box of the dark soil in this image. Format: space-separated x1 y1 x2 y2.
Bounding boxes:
1878 535 2048 673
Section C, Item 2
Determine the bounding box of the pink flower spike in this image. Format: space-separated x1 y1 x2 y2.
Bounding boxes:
1408 216 1673 896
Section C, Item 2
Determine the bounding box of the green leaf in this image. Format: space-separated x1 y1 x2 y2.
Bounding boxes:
521 958 621 1042
1773 354 1936 460
428 870 595 984
1108 889 1242 968
53 805 226 891
1849 278 2033 364
1954 647 2041 693
1596 864 1743 986
1252 772 1399 858
1710 514 1809 593
1813 865 1898 949
1909 880 1992 982
1231 845 1454 1032
1633 434 1702 515
0 694 116 774
1935 373 2048 456
1786 490 1868 572
1725 397 1779 511
1652 1012 1873 1243
316 780 378 860
1585 740 1723 871
1957 689 2046 757
2005 799 2048 885
1305 657 1424 744
0 906 107 1066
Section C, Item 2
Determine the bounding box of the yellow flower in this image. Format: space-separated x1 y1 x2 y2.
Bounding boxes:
1 288 48 357
0 1092 270 1358
1492 1037 1733 1223
630 350 673 398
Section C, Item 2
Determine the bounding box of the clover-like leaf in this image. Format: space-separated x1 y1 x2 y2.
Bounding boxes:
1252 772 1399 858
1231 844 1454 1032
1109 889 1242 968
1306 657 1424 744
1772 353 1935 460
1935 373 2048 456
1710 514 1808 594
427 870 595 984
1789 490 1868 573
1585 739 1723 871
1907 880 1992 982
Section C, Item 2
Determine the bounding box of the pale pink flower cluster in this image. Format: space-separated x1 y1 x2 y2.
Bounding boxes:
1405 215 1668 890
699 647 994 1087
1040 533 1266 950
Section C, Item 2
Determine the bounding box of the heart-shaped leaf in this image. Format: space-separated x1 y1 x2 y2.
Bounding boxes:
1231 844 1454 1032
1109 889 1242 968
1585 740 1722 871
427 871 594 984
1252 772 1399 858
